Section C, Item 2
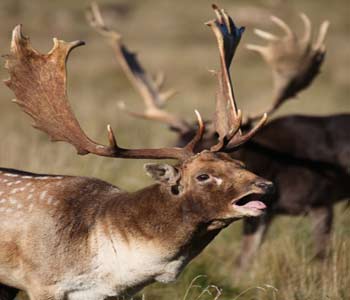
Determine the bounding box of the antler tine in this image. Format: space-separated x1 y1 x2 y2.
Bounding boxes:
226 113 267 150
86 2 190 133
270 15 294 38
314 20 330 51
207 4 267 152
4 25 204 162
254 28 279 41
245 13 329 123
184 110 205 153
299 13 312 45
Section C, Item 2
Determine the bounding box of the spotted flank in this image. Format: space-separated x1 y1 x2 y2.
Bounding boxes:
0 168 67 215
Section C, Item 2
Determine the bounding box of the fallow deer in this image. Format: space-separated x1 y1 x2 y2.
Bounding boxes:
89 3 350 271
0 5 274 300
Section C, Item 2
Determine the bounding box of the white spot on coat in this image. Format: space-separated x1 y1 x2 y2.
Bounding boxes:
40 191 47 200
10 189 19 194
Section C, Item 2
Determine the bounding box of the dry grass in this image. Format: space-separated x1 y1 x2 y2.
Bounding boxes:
0 0 349 299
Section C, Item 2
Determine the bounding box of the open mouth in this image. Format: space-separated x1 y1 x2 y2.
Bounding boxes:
232 193 266 211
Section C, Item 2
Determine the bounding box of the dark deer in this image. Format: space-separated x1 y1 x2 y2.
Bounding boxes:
0 5 274 299
89 3 350 271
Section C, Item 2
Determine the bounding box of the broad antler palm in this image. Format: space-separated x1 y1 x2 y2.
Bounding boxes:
246 13 329 121
206 4 267 152
4 25 204 161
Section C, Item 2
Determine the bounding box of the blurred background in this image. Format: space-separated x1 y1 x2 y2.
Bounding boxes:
0 0 349 299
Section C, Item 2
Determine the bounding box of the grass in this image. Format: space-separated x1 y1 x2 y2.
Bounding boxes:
0 0 349 299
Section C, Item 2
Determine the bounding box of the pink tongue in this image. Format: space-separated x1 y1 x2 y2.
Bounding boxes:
242 201 266 210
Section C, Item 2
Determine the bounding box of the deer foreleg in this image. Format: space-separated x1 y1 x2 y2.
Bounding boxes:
309 205 333 259
235 213 273 272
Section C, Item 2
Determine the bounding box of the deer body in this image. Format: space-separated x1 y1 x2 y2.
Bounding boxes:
237 114 350 215
249 114 350 170
233 114 350 267
0 159 266 299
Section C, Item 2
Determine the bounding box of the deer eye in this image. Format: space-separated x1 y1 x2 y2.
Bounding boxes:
196 174 210 182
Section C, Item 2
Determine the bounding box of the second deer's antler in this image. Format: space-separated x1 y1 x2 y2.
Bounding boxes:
86 2 190 133
246 13 329 121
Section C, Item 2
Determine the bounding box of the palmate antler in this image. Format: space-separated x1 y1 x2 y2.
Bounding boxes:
86 2 191 134
207 5 267 152
246 13 329 121
4 25 204 161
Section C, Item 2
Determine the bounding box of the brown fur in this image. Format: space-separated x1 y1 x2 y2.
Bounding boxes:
0 152 272 299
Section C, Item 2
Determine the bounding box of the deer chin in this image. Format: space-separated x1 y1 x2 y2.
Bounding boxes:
231 193 266 217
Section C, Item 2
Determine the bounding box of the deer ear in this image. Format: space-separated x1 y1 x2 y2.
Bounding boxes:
144 163 180 184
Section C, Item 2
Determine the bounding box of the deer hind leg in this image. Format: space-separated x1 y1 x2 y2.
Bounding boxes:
235 213 274 273
309 205 333 260
0 284 19 300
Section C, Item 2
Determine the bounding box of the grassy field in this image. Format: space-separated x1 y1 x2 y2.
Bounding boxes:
0 0 349 299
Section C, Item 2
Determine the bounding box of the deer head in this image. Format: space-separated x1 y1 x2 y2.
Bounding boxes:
152 151 272 227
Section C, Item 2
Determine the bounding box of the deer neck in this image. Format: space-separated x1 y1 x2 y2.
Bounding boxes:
94 184 221 283
104 184 214 249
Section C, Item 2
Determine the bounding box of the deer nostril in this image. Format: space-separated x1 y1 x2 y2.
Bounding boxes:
255 181 275 194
